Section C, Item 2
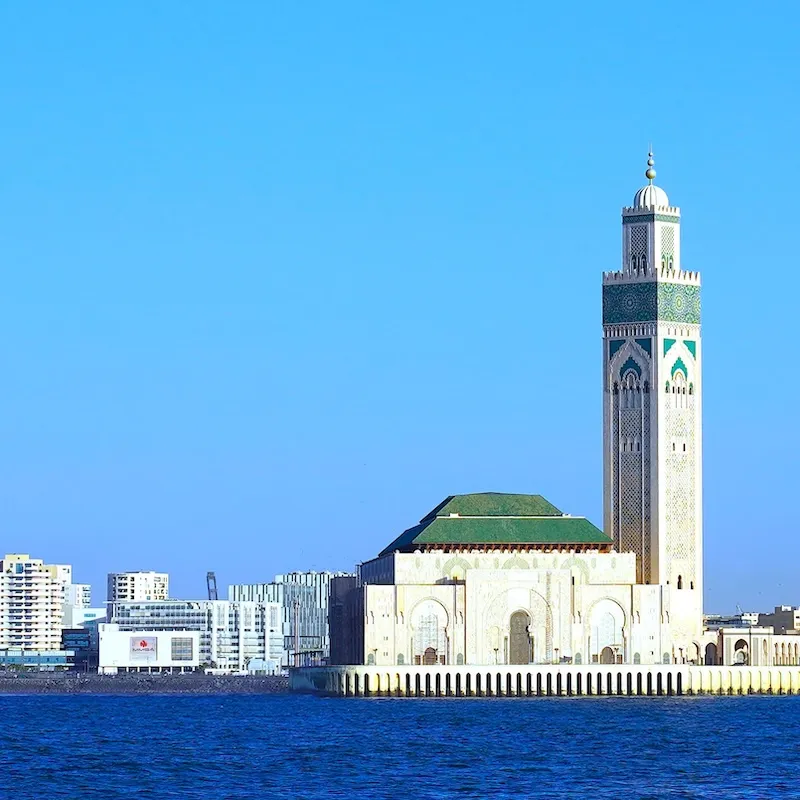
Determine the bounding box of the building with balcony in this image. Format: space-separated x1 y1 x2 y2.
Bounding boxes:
0 554 67 654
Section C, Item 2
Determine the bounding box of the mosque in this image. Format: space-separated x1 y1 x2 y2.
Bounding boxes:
326 155 732 669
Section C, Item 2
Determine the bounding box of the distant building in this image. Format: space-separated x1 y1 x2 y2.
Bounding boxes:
0 650 72 670
704 612 759 631
98 626 200 674
758 606 800 635
229 571 355 667
67 584 92 607
107 571 169 603
107 599 282 673
0 554 67 653
62 628 95 671
707 627 800 667
328 575 360 665
62 605 107 629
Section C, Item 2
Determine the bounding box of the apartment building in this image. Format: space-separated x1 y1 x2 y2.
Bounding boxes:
107 571 169 602
0 554 67 652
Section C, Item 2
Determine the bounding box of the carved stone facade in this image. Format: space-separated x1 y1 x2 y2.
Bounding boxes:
602 167 703 639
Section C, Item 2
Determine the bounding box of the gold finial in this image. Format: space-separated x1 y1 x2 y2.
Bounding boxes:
645 149 656 182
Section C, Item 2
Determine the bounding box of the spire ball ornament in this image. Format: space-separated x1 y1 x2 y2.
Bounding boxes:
645 151 656 181
632 149 669 208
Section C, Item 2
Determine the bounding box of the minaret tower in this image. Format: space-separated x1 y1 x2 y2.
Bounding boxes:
602 153 702 606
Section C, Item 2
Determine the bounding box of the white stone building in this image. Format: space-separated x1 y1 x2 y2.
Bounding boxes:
331 155 706 668
107 571 169 602
336 493 702 667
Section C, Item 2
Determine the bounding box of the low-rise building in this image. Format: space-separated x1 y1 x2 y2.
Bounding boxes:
707 627 800 667
107 571 169 602
330 493 706 668
62 606 106 629
108 599 282 673
98 625 200 673
758 606 800 635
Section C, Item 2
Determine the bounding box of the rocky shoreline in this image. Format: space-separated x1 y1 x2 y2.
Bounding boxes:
0 672 290 694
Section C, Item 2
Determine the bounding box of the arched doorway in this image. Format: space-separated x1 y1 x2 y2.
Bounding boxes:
733 639 748 665
600 646 615 665
422 647 438 665
704 642 717 665
509 611 532 665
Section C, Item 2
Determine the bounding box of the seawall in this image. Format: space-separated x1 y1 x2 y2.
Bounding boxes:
0 672 289 694
291 665 800 697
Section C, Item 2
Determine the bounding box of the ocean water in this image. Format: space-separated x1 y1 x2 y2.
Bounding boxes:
2 694 798 799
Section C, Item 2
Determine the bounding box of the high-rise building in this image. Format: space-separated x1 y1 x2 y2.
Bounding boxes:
0 554 67 652
229 571 354 666
107 571 169 602
602 152 703 617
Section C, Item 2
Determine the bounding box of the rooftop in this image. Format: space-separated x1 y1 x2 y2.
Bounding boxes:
379 493 612 556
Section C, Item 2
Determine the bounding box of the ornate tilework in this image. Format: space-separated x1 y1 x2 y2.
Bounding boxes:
684 340 696 358
622 213 680 224
663 338 676 356
671 357 687 378
634 338 652 356
602 282 701 325
609 339 625 360
620 357 642 379
603 283 657 324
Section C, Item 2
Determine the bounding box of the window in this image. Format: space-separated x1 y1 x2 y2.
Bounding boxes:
171 637 194 661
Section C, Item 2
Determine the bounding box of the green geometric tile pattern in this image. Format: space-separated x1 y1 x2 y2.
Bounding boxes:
602 281 701 325
622 213 680 224
684 339 696 358
663 338 676 356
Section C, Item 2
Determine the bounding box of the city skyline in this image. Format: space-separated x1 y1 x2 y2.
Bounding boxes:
1 4 799 612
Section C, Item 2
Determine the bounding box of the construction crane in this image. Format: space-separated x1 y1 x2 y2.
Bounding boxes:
206 571 218 601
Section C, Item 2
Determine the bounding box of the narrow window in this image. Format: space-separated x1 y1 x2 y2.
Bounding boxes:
677 576 683 590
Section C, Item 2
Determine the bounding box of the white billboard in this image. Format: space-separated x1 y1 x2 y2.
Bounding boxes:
130 636 158 661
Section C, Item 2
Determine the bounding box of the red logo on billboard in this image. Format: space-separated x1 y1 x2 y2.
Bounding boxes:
140 640 149 648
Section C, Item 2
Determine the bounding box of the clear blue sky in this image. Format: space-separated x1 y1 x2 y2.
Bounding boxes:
1 3 798 612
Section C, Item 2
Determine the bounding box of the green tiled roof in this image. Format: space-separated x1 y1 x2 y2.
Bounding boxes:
379 493 611 556
422 493 562 520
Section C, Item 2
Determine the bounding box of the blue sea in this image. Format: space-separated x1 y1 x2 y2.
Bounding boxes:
2 694 798 799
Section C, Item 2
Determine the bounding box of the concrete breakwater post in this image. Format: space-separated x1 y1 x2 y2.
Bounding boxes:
290 665 800 697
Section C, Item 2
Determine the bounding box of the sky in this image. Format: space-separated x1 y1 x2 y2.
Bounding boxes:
1 2 798 612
